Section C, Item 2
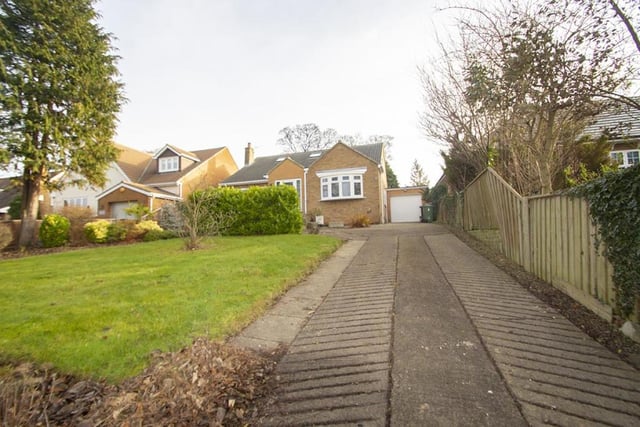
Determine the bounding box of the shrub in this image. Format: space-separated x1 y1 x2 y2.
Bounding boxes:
124 203 151 221
60 206 94 246
143 229 175 242
38 214 70 248
571 164 640 319
219 186 303 236
351 214 371 228
8 196 21 219
84 220 111 243
0 222 14 249
106 221 128 243
134 220 163 238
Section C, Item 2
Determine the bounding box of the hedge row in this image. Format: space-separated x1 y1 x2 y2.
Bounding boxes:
191 186 303 236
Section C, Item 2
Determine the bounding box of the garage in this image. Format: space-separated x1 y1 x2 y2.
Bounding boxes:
390 194 422 223
110 202 137 220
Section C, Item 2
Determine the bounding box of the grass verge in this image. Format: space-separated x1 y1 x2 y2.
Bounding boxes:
0 234 341 382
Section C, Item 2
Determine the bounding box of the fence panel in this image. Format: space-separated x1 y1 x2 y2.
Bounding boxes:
457 168 617 322
527 195 614 320
463 169 524 265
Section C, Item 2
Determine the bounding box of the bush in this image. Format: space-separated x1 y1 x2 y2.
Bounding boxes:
38 214 70 248
351 214 371 228
571 164 640 319
134 220 163 238
124 203 151 221
180 186 303 238
143 229 175 242
0 222 14 249
84 220 111 243
219 186 303 235
8 195 21 220
106 221 128 243
60 206 94 246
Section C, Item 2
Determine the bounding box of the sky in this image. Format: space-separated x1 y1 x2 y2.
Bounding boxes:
96 0 451 187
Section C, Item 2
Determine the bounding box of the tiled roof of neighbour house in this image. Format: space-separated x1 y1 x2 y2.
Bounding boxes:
139 147 225 185
222 142 385 185
581 99 640 141
0 177 21 211
350 142 385 164
114 143 153 182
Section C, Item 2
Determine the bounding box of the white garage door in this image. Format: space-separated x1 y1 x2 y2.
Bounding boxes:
111 202 136 220
390 195 422 223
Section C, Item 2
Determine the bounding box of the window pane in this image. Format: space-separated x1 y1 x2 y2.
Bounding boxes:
331 182 340 197
354 182 362 196
628 151 639 165
342 181 351 196
354 175 361 181
322 184 328 198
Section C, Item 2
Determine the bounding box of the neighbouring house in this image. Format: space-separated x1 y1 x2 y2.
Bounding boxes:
51 143 238 219
0 177 21 220
581 100 640 168
221 142 389 225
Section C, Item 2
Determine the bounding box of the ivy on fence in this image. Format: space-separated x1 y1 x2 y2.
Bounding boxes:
571 164 640 319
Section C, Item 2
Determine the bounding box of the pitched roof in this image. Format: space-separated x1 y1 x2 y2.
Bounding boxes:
138 147 225 185
114 143 153 182
222 142 385 185
581 99 640 141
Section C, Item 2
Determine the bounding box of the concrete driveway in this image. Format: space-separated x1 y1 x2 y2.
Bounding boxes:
232 223 640 426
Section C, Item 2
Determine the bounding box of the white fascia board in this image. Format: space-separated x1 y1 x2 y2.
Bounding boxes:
315 167 367 178
220 179 268 186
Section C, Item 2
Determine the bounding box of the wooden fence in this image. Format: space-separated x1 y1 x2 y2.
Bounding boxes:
448 168 617 322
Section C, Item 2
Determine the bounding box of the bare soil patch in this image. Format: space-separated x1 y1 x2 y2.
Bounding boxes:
448 226 640 369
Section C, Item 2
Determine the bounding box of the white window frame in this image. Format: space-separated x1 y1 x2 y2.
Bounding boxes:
317 167 366 201
64 197 88 207
159 156 179 172
610 149 640 168
275 179 302 207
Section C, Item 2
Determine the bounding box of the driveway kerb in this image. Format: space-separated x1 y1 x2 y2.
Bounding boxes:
228 239 365 353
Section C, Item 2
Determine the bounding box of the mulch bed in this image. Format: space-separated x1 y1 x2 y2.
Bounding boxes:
448 226 640 370
0 339 279 426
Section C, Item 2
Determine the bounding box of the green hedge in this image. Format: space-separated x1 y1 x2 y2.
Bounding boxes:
193 186 303 236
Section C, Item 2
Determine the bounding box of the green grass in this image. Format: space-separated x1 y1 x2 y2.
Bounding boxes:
0 235 341 382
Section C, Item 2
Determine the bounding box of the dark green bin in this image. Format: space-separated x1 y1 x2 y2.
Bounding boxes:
420 204 434 223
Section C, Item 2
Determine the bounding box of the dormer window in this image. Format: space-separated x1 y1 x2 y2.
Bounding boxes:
159 156 179 172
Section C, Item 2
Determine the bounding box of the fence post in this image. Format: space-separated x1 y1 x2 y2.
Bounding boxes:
521 197 531 272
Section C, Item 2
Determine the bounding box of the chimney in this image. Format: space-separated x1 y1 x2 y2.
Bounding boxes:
244 142 255 166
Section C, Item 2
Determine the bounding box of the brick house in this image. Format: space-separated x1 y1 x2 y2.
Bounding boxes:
51 143 237 219
96 144 238 218
221 142 389 225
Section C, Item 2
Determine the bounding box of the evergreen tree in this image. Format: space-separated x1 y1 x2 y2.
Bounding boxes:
0 0 124 247
386 161 399 188
409 159 428 187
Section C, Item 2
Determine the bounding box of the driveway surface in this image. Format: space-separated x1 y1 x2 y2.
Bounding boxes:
231 223 640 426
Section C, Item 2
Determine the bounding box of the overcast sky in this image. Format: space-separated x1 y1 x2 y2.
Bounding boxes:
97 0 451 186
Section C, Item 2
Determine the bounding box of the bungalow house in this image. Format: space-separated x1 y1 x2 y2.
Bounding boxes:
51 143 238 219
581 100 640 168
221 142 388 225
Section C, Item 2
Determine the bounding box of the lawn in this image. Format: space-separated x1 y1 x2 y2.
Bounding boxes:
0 234 341 382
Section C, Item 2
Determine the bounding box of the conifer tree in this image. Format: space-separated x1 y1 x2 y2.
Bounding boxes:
0 0 124 247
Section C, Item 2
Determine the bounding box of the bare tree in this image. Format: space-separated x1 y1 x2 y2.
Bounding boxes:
277 124 337 152
422 1 635 195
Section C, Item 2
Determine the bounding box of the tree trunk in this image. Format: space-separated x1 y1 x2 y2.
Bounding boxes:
18 174 41 248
